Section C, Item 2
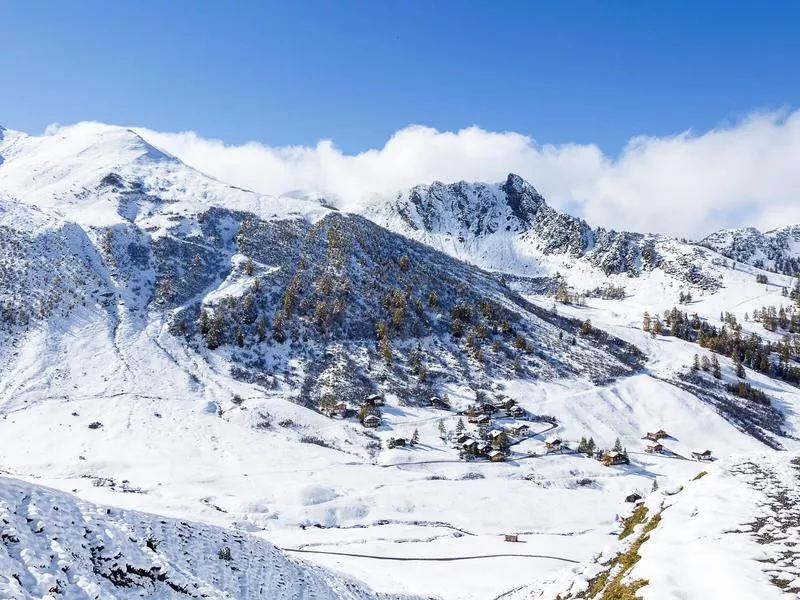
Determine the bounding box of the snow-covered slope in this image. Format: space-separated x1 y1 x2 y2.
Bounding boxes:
1 122 800 599
0 122 331 228
0 476 418 600
368 174 722 291
701 225 800 275
511 451 800 600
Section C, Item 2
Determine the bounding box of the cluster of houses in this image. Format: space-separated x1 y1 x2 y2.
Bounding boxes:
456 428 510 462
643 428 713 461
454 398 534 462
467 398 526 422
360 394 385 428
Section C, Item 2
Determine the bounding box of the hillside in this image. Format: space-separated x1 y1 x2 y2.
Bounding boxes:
0 476 419 600
510 451 800 600
701 226 800 276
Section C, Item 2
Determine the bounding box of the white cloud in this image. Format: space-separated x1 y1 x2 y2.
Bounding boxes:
135 109 800 238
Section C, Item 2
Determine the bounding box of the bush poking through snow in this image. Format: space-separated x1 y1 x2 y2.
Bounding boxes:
218 546 232 560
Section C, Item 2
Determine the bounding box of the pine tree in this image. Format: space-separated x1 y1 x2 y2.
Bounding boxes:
735 356 746 379
693 354 700 371
642 311 651 332
455 418 465 436
701 355 711 371
613 437 623 453
438 419 446 440
587 437 596 456
412 428 419 445
711 354 721 379
578 436 588 453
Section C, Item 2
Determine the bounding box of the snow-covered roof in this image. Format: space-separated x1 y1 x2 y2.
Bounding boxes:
692 448 711 455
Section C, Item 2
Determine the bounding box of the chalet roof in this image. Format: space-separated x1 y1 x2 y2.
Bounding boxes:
606 451 622 458
546 437 562 444
488 450 504 458
363 415 380 423
489 429 504 438
476 414 491 422
462 438 478 447
366 394 382 401
691 448 711 455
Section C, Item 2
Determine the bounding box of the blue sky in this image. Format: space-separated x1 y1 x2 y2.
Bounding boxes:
2 0 799 154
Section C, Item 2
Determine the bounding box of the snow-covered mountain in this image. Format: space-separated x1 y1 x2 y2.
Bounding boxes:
368 174 722 290
701 225 800 276
1 122 800 600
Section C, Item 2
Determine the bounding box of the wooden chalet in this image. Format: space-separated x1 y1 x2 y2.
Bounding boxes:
461 438 479 454
625 492 642 503
365 393 384 407
476 441 491 456
488 450 506 462
504 534 519 543
691 448 713 461
602 451 629 466
333 402 348 418
507 404 525 418
476 414 491 426
645 442 663 454
481 403 496 415
510 423 530 436
363 414 381 428
545 437 562 452
392 437 407 448
456 434 472 445
645 429 669 442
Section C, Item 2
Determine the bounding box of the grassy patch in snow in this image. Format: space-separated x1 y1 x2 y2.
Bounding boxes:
579 508 663 600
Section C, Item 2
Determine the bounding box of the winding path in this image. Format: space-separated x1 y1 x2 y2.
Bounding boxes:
281 547 579 564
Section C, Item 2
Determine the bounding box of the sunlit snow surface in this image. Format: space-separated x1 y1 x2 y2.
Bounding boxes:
0 123 799 599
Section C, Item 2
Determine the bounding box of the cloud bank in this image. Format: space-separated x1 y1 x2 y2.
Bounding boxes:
136 109 800 238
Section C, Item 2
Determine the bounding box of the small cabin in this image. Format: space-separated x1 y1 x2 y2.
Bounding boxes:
363 414 381 428
481 403 496 414
603 451 629 466
625 492 642 503
545 437 562 451
691 448 712 461
645 429 669 442
645 442 663 454
511 423 530 436
476 414 491 426
333 402 348 417
476 442 491 455
488 450 506 462
393 437 407 448
365 393 384 407
504 534 519 543
508 405 525 418
456 434 472 445
462 439 479 454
